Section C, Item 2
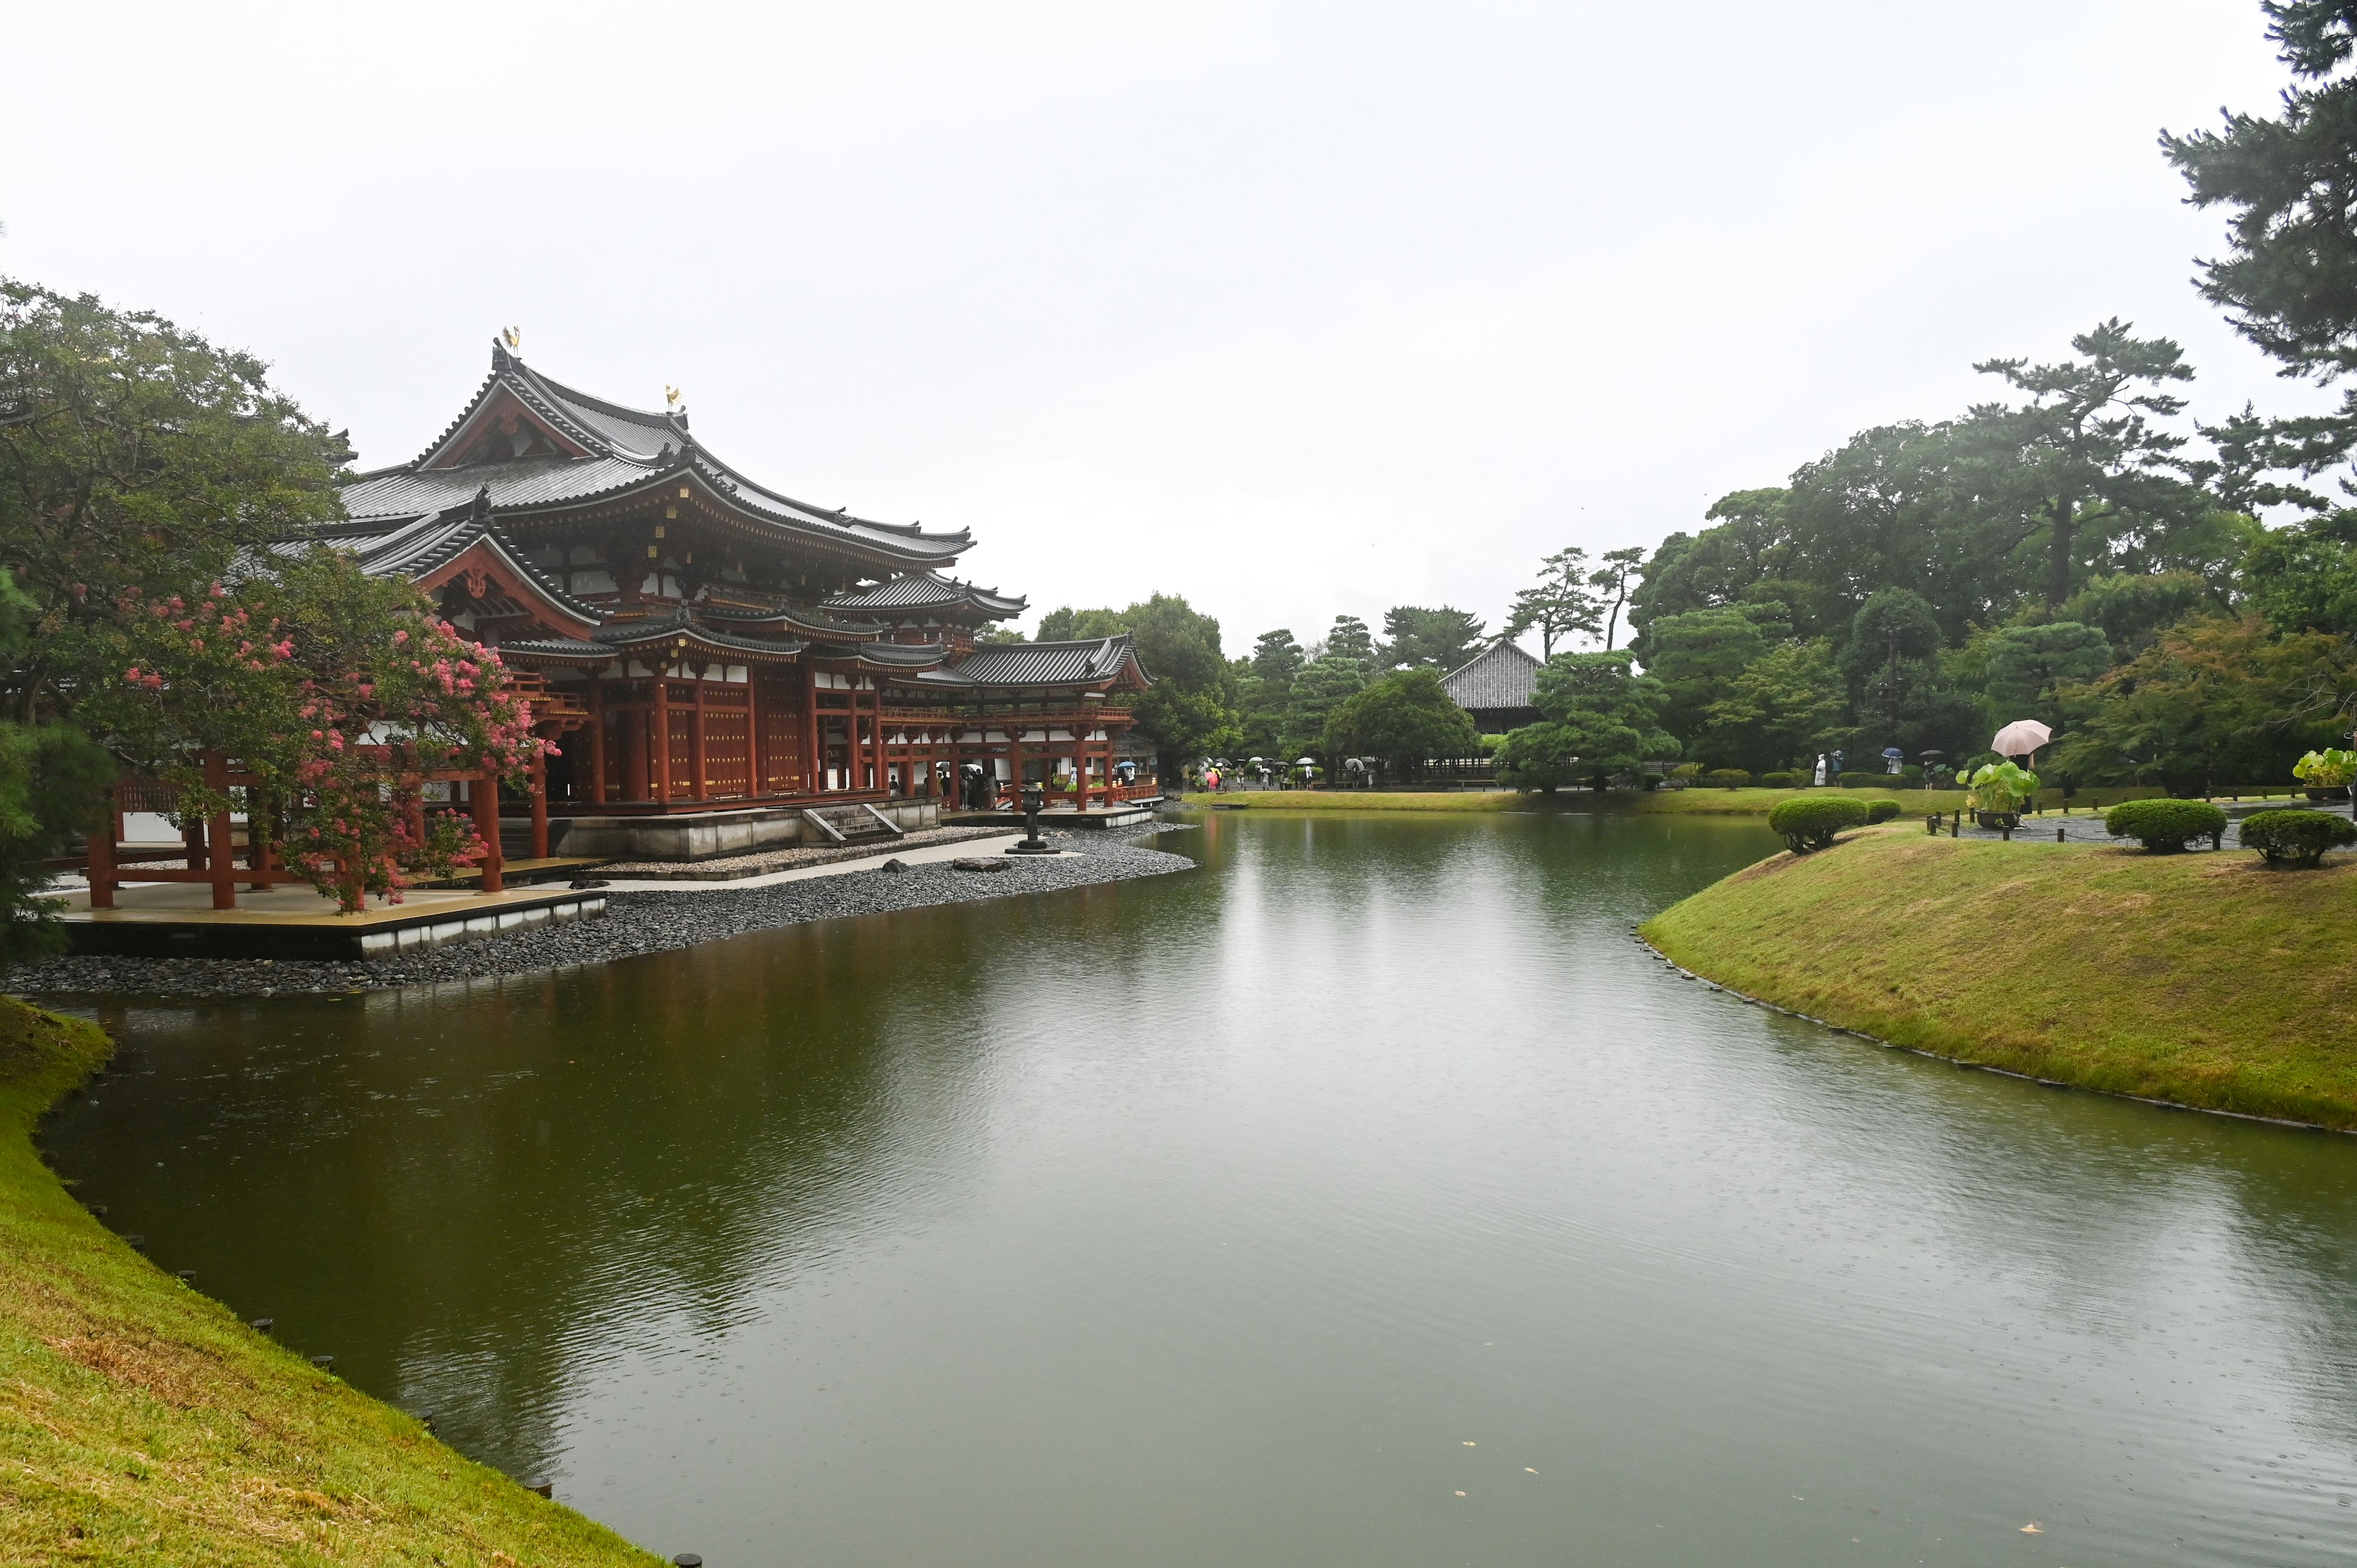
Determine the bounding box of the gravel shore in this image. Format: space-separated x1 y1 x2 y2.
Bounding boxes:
3 831 1194 998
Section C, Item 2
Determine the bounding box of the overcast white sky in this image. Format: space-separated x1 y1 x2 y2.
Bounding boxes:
4 2 2327 652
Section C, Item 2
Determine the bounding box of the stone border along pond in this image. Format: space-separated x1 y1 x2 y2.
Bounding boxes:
4 831 1195 998
1627 926 2352 1137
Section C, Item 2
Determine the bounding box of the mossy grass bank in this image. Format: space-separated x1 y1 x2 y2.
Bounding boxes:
1643 825 2357 1129
0 992 659 1566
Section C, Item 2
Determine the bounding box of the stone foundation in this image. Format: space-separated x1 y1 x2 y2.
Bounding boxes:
530 799 939 861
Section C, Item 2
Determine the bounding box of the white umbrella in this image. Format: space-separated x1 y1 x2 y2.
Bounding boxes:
1991 719 2051 759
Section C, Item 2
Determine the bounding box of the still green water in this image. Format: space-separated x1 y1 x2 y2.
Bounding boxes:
39 812 2357 1566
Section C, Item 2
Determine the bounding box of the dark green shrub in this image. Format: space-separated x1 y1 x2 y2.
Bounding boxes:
1843 772 1895 788
1754 770 1789 789
2239 808 2357 868
1767 794 1871 853
1865 799 1902 824
2104 797 2228 853
1705 768 1751 790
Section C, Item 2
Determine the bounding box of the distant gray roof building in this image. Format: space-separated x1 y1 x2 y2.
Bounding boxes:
1442 642 1544 729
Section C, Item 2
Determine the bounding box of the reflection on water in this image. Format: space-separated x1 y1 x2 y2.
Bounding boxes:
41 812 2357 1567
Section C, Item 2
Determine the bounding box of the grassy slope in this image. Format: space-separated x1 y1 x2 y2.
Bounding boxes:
1643 825 2357 1128
0 994 661 1567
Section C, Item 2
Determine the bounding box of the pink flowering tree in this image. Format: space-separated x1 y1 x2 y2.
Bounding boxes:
85 549 551 910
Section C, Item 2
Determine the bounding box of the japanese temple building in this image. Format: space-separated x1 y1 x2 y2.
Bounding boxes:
331 339 1155 859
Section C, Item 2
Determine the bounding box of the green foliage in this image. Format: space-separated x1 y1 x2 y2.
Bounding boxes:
2294 746 2357 787
1754 770 1792 788
1283 654 1369 760
2104 796 2229 852
2243 512 2357 638
1767 793 1870 852
1865 799 1903 824
1323 669 1480 769
77 552 548 910
1495 651 1676 793
0 279 349 727
1321 614 1376 665
1249 628 1304 686
1504 546 1601 658
1639 603 1786 756
1379 605 1487 672
1035 594 1240 773
2053 614 2357 794
2056 570 2220 655
2238 807 2357 867
1980 620 2112 724
1704 767 1750 789
1965 760 2040 814
1698 638 1849 774
0 573 115 957
2164 2 2357 472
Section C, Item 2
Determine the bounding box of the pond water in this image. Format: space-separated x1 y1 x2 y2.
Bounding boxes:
40 811 2357 1567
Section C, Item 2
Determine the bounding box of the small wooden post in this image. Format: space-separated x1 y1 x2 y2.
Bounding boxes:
88 786 117 909
473 770 504 893
529 750 549 860
204 751 236 911
588 677 608 805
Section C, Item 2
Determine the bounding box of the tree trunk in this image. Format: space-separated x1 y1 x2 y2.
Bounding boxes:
2045 492 2077 609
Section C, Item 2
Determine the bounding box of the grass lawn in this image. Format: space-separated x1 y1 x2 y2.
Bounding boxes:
0 993 661 1567
1643 825 2357 1128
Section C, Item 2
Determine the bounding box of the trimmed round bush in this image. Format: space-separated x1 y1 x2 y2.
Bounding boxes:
1767 794 1871 853
2104 797 2228 853
1754 770 1790 789
1865 799 1902 824
2239 808 2357 868
1705 768 1751 790
1842 772 1893 788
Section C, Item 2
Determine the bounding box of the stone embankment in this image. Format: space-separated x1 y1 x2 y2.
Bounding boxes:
6 831 1193 998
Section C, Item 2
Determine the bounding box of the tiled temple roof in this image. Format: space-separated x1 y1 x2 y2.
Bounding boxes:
921 636 1148 688
1441 642 1542 710
823 570 1026 619
339 342 970 568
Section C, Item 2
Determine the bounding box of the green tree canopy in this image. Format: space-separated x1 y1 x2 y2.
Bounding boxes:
1698 639 1850 774
2053 614 2357 794
1980 621 2114 726
1033 594 1239 772
2165 1 2357 471
1504 545 1601 658
1639 603 1786 754
1 279 350 725
1589 546 1646 651
1323 668 1480 770
1283 654 1368 760
1379 605 1487 671
1320 614 1376 666
1495 651 1674 792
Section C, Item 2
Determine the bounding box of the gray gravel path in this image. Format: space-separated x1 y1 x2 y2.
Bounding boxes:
3 831 1194 999
1930 798 2353 849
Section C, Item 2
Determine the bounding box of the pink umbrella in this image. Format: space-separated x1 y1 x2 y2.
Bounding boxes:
1991 719 2051 760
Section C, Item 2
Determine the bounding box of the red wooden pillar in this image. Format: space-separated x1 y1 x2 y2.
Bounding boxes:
473 770 504 893
588 678 608 805
203 751 236 911
748 670 765 797
804 668 822 794
87 785 117 910
652 673 673 802
529 749 550 860
691 675 708 802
